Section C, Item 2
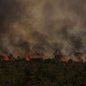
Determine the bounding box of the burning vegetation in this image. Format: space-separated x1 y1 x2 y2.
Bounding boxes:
0 0 86 63
0 49 86 63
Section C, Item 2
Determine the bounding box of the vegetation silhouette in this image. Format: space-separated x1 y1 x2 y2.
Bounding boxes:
0 56 86 86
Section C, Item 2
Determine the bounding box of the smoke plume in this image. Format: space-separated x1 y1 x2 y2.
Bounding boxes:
0 0 86 59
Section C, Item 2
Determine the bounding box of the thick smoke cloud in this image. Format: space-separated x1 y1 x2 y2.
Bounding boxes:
0 0 86 59
0 0 24 55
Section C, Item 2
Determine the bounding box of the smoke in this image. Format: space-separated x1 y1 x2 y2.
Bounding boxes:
0 0 86 59
0 0 25 55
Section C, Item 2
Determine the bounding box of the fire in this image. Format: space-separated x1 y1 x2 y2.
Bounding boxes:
0 53 10 61
60 55 70 63
72 52 86 63
25 53 32 61
0 49 86 63
3 56 10 61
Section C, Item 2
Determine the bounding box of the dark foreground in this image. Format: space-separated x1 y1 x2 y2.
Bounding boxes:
0 59 86 86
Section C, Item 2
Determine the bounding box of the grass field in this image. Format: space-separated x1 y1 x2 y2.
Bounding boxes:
0 58 86 86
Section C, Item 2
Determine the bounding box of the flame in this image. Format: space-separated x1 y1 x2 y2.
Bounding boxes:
60 55 70 63
0 53 10 61
0 49 86 63
24 53 32 61
3 56 10 61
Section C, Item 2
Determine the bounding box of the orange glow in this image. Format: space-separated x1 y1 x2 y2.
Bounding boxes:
3 56 10 61
0 51 86 63
25 53 32 61
0 53 10 61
